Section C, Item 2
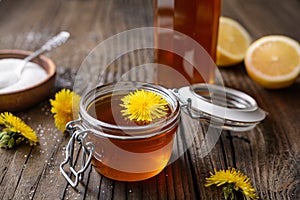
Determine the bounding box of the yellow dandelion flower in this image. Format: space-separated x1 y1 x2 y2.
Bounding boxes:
0 112 38 148
50 89 81 132
205 168 259 200
120 89 169 122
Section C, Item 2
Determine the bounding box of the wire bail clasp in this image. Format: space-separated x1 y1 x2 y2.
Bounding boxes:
60 120 95 188
169 84 266 132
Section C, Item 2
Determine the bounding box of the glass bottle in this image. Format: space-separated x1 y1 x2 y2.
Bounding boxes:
155 0 222 88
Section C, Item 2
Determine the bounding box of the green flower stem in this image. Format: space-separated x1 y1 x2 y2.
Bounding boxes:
0 131 22 149
223 183 236 200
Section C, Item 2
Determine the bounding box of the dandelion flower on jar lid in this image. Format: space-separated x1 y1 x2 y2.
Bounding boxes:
120 89 169 123
50 89 81 132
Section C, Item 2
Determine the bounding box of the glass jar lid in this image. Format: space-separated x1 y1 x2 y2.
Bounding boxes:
171 83 266 131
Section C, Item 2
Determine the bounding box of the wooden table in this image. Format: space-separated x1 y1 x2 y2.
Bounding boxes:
0 0 299 199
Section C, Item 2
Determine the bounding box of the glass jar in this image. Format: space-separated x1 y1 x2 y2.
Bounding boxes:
60 82 180 186
60 82 266 187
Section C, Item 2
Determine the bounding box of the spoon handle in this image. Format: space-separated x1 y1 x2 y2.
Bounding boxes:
23 31 70 62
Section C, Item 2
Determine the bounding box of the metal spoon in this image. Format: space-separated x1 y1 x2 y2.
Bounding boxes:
0 31 70 89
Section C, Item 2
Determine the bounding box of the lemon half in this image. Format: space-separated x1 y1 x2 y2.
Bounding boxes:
217 16 251 67
245 35 300 89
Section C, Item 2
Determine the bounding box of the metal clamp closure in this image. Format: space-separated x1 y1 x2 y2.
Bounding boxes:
60 120 95 187
170 84 266 131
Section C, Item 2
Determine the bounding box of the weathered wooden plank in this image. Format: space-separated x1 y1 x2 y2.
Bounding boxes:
0 0 300 199
218 58 300 200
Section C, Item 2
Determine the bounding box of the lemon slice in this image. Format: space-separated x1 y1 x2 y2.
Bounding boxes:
245 35 300 89
217 16 251 67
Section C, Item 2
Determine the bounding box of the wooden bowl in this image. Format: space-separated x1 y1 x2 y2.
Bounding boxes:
0 49 56 112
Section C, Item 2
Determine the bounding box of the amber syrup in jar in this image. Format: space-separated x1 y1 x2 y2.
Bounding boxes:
86 91 179 181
